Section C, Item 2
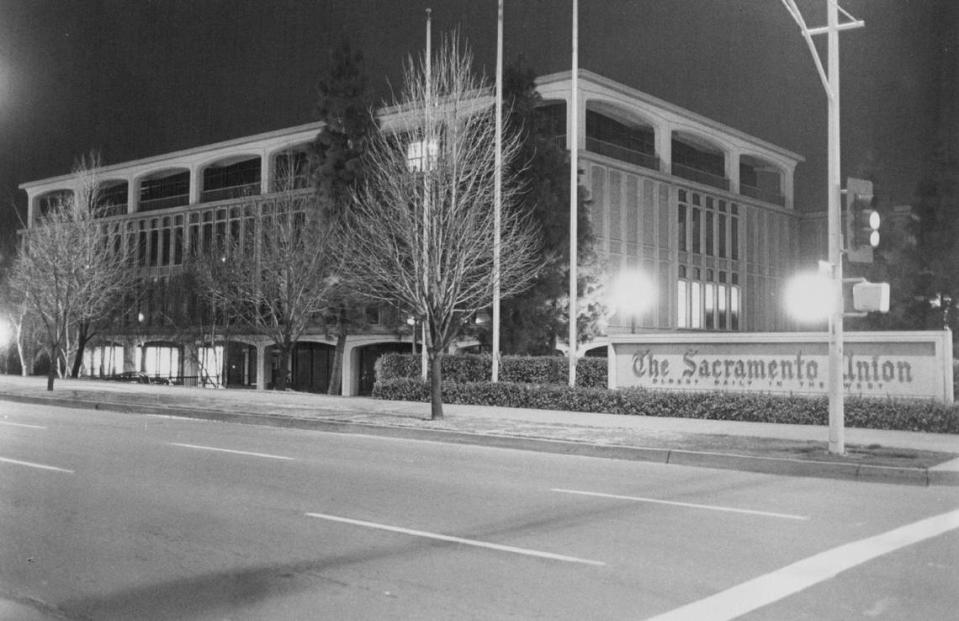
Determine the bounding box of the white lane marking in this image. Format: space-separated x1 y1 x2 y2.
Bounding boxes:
552 488 809 521
0 421 46 429
169 442 294 461
306 512 606 566
646 507 959 621
0 456 74 474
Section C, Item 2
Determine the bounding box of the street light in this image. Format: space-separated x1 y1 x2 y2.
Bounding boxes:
784 272 835 323
610 270 656 333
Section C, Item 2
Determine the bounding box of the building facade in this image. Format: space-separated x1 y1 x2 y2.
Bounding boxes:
18 71 807 394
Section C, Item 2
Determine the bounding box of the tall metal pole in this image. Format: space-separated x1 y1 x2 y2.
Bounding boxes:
825 0 844 455
780 0 862 455
492 0 503 383
421 8 432 382
568 0 579 387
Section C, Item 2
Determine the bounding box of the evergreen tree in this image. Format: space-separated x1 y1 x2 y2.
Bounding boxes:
493 62 603 355
310 40 380 394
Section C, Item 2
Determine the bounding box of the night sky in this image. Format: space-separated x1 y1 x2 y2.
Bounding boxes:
0 0 954 261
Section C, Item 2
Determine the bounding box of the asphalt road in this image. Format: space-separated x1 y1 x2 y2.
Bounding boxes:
1 400 957 620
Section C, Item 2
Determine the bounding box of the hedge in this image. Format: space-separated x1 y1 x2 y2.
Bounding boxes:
373 352 959 434
372 378 959 435
375 353 607 388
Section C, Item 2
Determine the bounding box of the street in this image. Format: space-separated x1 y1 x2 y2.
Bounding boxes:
1 400 957 620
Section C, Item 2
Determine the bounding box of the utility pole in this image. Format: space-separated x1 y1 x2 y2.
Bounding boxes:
492 0 503 383
780 0 863 454
568 0 578 387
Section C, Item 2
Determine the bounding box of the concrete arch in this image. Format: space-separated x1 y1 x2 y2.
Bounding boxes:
197 153 263 202
267 143 313 192
135 166 191 213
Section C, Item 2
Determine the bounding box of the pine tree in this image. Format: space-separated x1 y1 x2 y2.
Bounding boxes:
310 40 380 394
494 62 603 355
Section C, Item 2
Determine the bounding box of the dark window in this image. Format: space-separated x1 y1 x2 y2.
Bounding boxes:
678 204 687 252
140 171 189 211
691 207 701 254
705 209 714 256
586 110 657 169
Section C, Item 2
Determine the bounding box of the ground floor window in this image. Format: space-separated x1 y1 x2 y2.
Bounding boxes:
197 345 224 387
83 344 124 377
139 344 181 378
678 267 741 330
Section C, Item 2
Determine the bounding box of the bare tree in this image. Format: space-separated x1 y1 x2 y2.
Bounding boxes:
194 176 342 391
340 35 543 419
9 153 137 390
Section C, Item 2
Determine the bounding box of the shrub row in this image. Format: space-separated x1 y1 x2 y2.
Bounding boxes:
375 353 607 388
372 378 959 434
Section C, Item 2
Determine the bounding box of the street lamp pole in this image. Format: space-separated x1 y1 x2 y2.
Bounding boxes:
568 0 578 387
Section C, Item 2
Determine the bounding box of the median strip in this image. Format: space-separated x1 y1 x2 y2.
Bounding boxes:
305 512 606 566
552 488 809 520
168 442 294 461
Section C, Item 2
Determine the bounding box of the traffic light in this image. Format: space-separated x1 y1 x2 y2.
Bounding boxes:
845 177 877 263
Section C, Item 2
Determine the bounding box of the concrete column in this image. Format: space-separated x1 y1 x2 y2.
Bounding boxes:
189 164 202 205
127 177 138 214
657 125 672 175
260 151 271 194
727 149 740 194
255 342 269 391
123 337 138 373
783 165 795 210
344 344 360 396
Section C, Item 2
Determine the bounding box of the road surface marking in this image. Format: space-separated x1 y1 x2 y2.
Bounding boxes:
169 442 294 461
0 456 74 474
645 507 959 621
552 488 809 521
0 421 46 429
305 512 606 566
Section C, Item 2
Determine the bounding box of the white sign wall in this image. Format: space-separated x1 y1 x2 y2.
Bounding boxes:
608 331 954 403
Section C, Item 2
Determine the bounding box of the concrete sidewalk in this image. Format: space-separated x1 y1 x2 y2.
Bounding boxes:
1 375 957 486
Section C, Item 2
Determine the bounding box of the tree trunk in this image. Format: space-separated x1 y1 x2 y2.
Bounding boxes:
429 350 443 420
46 344 56 391
328 324 347 396
70 324 91 378
275 343 292 391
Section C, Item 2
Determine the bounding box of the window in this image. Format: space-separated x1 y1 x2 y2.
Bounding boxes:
677 280 688 328
407 138 438 172
718 212 727 258
705 208 714 256
677 267 742 331
731 206 740 260
678 205 687 252
691 207 701 254
731 285 741 330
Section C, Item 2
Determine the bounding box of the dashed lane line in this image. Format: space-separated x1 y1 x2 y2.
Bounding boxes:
0 456 74 474
0 421 46 429
168 442 295 461
645 507 959 621
305 512 607 566
552 488 810 521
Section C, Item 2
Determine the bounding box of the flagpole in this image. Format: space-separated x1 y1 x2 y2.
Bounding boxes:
421 8 432 382
568 0 578 387
492 0 503 382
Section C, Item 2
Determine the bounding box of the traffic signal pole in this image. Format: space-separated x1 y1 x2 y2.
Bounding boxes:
781 0 863 454
825 2 845 455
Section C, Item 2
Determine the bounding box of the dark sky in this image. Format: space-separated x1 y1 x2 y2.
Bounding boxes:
0 0 954 258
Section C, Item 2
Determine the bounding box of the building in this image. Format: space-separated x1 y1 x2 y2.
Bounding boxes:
18 70 807 394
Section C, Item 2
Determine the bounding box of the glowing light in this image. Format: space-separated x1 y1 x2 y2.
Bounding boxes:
610 270 656 318
785 272 835 322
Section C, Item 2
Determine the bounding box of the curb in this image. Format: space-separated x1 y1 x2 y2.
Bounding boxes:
2 392 956 487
